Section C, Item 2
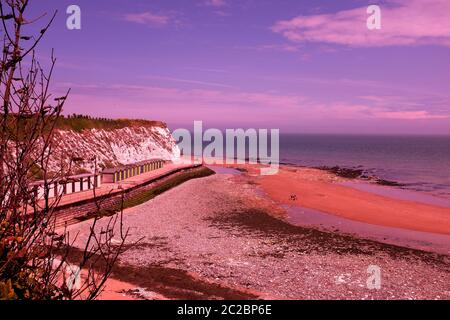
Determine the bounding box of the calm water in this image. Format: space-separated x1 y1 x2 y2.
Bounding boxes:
280 134 450 198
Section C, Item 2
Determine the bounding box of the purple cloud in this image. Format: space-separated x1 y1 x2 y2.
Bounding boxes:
273 0 450 47
58 82 450 125
124 11 170 28
204 0 227 8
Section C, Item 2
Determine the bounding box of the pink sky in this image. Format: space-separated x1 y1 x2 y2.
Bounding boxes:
29 0 450 134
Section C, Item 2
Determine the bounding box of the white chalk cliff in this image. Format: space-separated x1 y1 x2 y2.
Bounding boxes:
49 125 180 173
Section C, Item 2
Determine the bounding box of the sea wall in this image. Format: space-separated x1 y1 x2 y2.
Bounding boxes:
54 164 202 229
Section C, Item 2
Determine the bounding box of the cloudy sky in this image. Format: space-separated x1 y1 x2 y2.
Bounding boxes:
27 0 450 134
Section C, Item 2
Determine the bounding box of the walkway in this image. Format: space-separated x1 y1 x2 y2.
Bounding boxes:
42 162 200 208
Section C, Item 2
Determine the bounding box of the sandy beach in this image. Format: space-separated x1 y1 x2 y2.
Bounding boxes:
255 165 450 235
68 165 450 300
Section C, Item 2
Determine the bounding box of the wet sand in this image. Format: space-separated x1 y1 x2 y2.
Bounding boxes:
253 165 450 236
68 167 450 300
285 206 450 254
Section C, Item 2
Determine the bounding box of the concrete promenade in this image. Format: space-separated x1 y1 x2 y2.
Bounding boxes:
44 162 200 209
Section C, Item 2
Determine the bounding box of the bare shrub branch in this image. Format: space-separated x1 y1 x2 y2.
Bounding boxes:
0 0 129 300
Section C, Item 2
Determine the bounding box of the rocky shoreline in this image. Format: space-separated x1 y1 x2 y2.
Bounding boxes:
69 169 450 300
279 161 407 187
311 165 405 186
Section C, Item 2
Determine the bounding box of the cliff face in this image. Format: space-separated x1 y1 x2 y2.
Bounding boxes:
49 125 180 174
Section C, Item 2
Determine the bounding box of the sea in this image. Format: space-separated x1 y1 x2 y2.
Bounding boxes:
204 133 450 248
279 134 450 199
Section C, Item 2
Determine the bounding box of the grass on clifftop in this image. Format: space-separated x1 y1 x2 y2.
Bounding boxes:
56 115 166 132
5 114 166 135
